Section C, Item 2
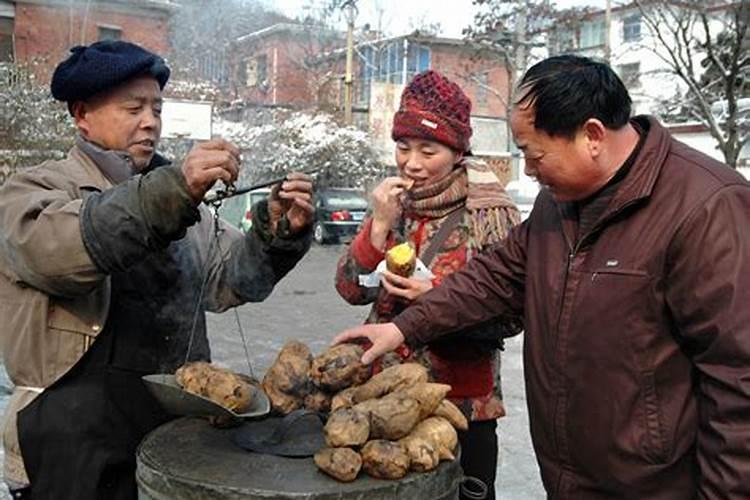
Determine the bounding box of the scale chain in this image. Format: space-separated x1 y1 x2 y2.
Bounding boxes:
183 198 256 380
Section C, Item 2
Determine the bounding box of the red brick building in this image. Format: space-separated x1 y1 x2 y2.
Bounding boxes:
0 0 174 83
230 23 344 107
231 26 512 160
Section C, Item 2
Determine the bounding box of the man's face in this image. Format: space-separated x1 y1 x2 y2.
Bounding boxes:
74 75 163 172
510 103 599 202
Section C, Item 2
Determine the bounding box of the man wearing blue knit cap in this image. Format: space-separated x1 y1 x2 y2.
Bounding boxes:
0 40 315 499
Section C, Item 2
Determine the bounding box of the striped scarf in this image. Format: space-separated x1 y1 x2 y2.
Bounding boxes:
403 158 519 250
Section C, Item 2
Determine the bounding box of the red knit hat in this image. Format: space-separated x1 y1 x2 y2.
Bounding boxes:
391 70 472 153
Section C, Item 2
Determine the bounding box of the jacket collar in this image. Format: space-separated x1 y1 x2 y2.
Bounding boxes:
74 136 171 185
606 116 671 215
555 116 673 250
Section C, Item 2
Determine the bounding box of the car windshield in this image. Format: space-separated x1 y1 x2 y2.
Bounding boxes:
323 191 368 210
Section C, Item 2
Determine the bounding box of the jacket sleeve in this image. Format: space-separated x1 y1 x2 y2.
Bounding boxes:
393 221 528 344
0 167 109 297
664 183 750 498
80 164 200 274
201 198 312 312
334 217 387 305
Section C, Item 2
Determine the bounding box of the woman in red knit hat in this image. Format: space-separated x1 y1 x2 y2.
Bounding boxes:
335 70 521 499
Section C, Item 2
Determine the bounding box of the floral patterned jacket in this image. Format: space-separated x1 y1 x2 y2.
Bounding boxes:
335 208 521 422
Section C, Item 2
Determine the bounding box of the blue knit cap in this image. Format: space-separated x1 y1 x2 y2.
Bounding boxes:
51 40 170 103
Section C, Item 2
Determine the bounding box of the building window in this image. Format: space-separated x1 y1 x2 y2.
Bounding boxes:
356 39 432 105
0 16 13 62
98 26 122 41
579 19 605 48
476 72 489 109
198 53 228 84
245 55 268 88
356 45 374 106
549 28 577 53
622 14 641 42
617 62 640 88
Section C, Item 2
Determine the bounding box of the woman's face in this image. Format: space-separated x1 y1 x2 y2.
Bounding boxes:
395 138 462 188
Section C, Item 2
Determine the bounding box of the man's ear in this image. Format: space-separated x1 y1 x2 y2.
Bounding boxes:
582 118 606 157
70 101 89 136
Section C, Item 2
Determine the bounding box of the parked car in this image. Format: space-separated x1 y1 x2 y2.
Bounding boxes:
505 179 540 221
313 188 368 244
238 188 272 233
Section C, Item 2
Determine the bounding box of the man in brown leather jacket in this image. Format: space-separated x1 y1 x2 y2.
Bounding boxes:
335 55 750 499
0 41 314 499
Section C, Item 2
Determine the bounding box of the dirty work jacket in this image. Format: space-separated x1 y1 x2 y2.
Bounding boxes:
393 116 750 499
0 145 311 486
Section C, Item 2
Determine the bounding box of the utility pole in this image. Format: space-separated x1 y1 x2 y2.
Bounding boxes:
343 0 357 125
604 0 612 62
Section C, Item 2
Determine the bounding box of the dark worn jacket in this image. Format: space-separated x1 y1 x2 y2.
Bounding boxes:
393 117 750 499
0 143 311 486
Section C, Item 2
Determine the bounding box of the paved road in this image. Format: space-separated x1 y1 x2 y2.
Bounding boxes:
0 243 545 499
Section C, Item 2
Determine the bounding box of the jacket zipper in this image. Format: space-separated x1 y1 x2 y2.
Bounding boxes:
550 199 641 495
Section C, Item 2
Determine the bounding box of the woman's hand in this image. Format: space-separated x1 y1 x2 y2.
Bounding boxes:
380 270 433 301
369 177 412 250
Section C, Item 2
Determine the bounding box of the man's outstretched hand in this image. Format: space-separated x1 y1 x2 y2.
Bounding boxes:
332 322 406 364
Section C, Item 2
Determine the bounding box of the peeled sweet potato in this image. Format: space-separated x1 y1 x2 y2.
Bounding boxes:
399 435 440 472
310 343 371 392
314 447 362 482
352 363 429 403
385 242 417 278
354 395 421 440
391 382 452 420
361 440 410 480
324 407 370 447
432 399 469 431
262 340 313 415
408 416 458 461
175 362 255 413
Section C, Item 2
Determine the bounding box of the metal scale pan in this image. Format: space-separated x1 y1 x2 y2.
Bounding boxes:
142 373 270 420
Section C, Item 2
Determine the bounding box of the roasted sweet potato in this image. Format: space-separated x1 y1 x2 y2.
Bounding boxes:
391 382 451 420
262 340 313 414
385 242 417 278
262 382 303 415
310 343 371 392
352 363 429 403
361 440 410 480
175 361 213 395
263 341 312 394
324 407 370 447
304 388 332 413
432 399 469 431
314 447 362 482
399 435 440 472
408 416 458 461
330 386 358 412
354 395 421 440
175 362 255 413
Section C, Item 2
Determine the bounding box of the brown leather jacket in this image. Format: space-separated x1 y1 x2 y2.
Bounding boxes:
394 117 750 499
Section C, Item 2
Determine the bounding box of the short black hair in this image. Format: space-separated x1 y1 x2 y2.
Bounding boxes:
516 55 632 139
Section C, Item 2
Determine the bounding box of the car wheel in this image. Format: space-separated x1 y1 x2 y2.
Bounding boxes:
313 222 327 244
